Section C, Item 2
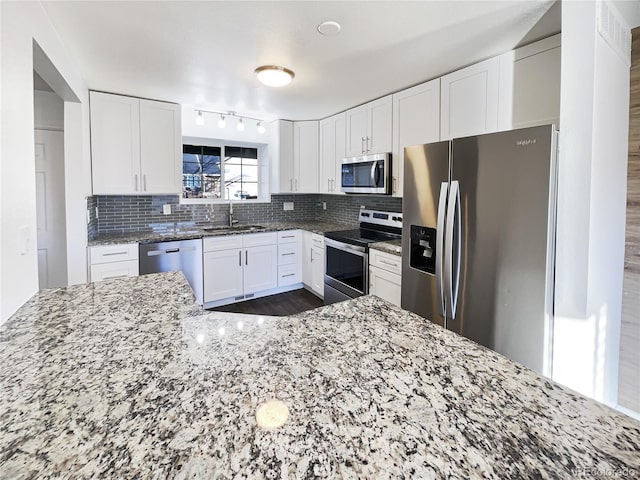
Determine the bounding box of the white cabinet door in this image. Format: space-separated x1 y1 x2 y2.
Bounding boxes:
139 99 181 194
512 35 561 129
345 104 368 156
204 249 243 302
440 56 500 140
302 231 313 287
368 95 393 154
271 120 295 193
392 79 440 197
244 244 278 294
293 121 319 193
311 246 325 297
369 265 401 307
90 91 141 194
319 112 346 194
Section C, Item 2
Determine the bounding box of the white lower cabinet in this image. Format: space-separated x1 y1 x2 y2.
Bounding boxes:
203 231 301 307
89 243 139 282
303 232 325 298
369 249 402 307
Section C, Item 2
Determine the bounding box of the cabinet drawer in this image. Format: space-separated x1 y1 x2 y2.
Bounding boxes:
278 230 301 244
278 263 301 287
91 260 139 282
203 235 239 252
370 249 402 275
243 232 278 248
90 243 138 265
278 243 300 266
311 233 325 249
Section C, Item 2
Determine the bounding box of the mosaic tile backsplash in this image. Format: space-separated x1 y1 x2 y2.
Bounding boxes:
90 194 402 238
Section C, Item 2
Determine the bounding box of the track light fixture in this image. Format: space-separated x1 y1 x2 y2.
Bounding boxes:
194 109 266 134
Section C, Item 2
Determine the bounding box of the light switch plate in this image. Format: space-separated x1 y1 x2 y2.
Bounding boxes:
283 202 294 211
163 204 172 215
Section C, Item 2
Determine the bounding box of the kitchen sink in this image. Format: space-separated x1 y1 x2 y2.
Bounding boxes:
202 225 266 233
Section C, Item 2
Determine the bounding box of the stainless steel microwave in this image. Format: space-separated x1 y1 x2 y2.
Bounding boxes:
341 153 391 194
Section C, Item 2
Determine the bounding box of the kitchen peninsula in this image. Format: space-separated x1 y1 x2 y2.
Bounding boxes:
1 272 638 479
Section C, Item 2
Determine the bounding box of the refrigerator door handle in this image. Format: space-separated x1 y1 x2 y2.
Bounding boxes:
436 182 448 317
445 180 462 319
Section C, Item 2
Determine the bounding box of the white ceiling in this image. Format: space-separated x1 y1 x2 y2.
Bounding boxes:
42 0 557 121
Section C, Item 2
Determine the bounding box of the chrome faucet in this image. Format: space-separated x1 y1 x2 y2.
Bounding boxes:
227 187 239 227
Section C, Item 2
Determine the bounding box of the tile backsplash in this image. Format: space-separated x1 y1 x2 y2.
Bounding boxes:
90 194 402 238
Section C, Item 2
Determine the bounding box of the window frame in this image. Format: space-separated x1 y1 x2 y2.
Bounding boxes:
180 137 270 205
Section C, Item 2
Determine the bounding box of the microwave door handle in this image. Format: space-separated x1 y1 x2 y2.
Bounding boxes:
370 161 377 187
373 162 381 186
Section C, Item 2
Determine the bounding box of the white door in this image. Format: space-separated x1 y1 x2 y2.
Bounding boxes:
367 95 393 154
294 121 319 193
440 56 500 140
204 249 243 302
35 129 68 289
90 91 141 194
392 79 441 197
345 105 368 156
244 244 278 294
139 99 181 194
276 120 295 193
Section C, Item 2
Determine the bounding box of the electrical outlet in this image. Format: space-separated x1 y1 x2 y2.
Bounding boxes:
283 202 294 211
95 207 99 219
322 202 327 210
163 204 172 215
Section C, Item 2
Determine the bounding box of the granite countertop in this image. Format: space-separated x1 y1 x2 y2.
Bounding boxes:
369 238 402 256
1 273 639 479
88 221 354 246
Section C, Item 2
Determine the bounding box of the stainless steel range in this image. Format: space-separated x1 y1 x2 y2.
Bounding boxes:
324 209 402 305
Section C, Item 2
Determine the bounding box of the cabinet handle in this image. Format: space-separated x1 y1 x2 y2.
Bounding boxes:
282 235 295 239
290 179 293 191
380 259 398 267
393 176 397 193
103 251 128 256
134 174 139 192
282 252 295 256
246 250 248 265
239 250 242 266
310 248 314 262
104 274 127 280
366 136 371 152
295 179 298 191
327 178 330 191
143 174 147 192
361 137 365 153
282 273 295 278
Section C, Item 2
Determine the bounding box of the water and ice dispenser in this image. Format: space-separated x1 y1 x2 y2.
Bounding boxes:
410 225 436 274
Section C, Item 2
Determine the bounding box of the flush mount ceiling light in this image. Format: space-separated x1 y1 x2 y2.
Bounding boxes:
317 20 341 36
255 65 295 87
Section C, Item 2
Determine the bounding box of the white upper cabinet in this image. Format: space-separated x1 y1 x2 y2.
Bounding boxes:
90 92 140 194
271 120 295 193
511 34 561 129
345 95 392 156
319 112 346 194
139 99 181 194
392 79 441 197
440 57 500 140
90 91 182 195
293 120 319 193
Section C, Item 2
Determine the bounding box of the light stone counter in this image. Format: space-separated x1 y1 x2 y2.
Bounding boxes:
1 272 638 479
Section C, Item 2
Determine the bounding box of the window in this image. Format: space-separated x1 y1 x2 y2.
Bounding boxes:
182 144 260 201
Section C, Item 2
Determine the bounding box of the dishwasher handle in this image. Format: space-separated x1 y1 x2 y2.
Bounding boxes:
146 246 197 256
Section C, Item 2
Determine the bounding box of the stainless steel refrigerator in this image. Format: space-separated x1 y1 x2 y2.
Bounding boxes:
401 125 558 376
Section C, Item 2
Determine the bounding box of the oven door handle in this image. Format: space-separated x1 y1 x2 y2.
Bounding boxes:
324 238 367 256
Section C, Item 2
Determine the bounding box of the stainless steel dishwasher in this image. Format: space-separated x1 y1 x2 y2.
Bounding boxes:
139 239 203 304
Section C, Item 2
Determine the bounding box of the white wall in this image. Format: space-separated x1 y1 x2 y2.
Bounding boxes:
34 90 64 130
1 1 90 324
553 1 630 406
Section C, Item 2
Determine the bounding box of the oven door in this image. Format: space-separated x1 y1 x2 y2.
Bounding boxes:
341 155 389 194
324 238 368 299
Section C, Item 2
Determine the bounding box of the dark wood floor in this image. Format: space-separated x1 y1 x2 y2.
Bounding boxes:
210 288 324 316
